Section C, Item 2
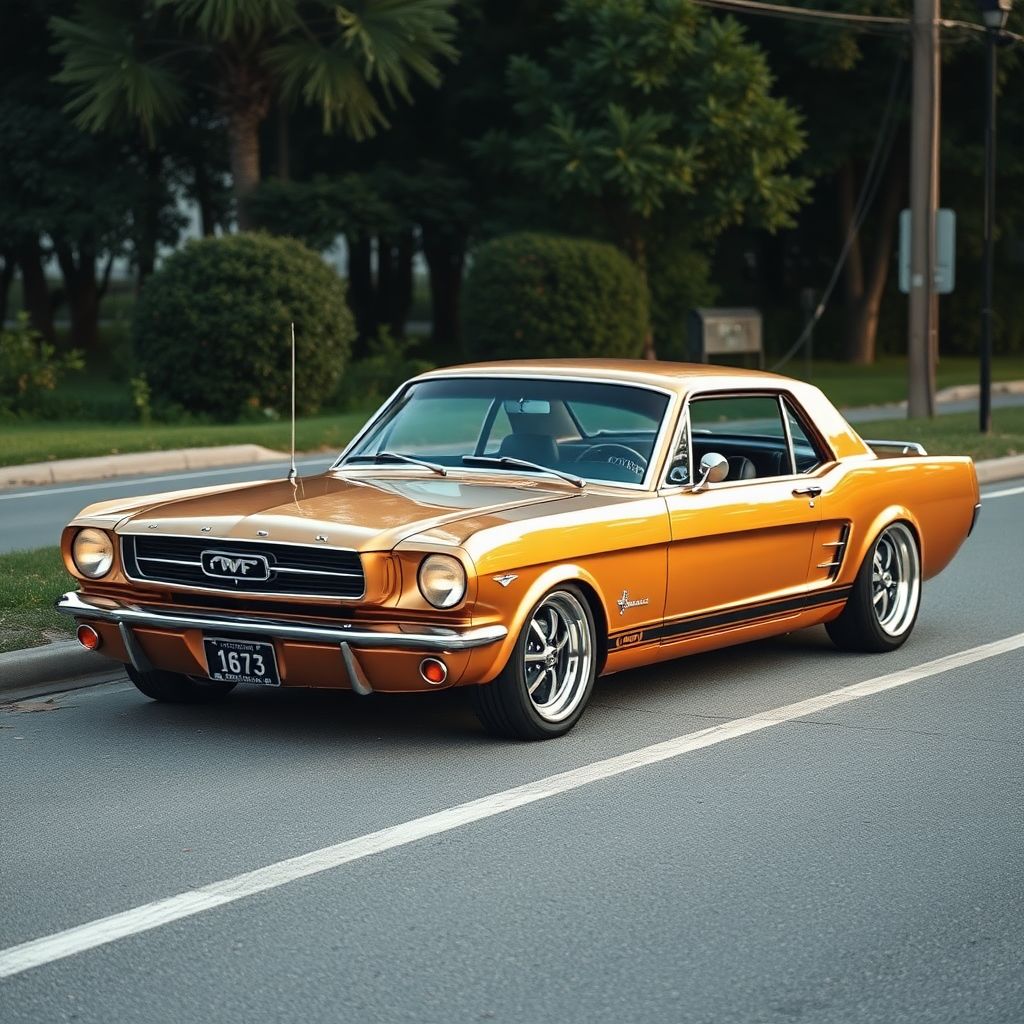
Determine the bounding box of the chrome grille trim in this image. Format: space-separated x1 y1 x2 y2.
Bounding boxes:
121 535 365 599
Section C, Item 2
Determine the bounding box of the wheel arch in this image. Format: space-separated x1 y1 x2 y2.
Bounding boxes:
841 506 923 585
484 564 611 681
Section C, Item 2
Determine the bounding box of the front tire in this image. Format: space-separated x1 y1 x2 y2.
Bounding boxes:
471 585 597 740
826 521 921 653
126 665 237 704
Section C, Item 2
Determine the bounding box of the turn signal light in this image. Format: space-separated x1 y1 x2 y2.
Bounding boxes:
419 658 448 685
76 624 101 651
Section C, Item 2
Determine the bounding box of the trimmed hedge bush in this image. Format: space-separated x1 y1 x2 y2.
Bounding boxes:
460 233 649 361
133 233 355 421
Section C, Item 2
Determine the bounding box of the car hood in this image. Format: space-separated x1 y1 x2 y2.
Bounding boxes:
75 471 589 552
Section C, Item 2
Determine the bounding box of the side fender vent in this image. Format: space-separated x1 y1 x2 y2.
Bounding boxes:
817 523 851 581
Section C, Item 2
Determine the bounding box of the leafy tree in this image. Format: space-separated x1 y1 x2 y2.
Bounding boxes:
478 0 809 357
0 0 196 350
246 1 554 355
0 81 176 352
50 0 459 228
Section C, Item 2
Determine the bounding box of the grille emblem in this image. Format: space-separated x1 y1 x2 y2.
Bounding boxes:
201 550 271 581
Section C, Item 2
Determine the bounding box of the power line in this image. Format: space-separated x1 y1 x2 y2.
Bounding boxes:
690 0 1022 43
770 42 910 372
689 0 907 30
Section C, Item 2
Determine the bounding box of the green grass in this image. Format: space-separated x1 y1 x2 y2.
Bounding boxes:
0 547 77 655
1 412 373 468
785 355 1024 410
853 406 1024 460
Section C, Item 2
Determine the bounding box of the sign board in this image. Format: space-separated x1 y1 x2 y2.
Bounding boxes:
899 209 956 294
687 308 763 368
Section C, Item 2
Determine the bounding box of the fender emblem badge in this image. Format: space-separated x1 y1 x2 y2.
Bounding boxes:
493 574 518 588
617 590 650 616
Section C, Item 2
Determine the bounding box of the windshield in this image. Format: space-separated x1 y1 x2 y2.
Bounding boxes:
338 376 672 486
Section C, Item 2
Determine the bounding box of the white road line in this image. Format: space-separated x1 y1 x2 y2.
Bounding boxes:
3 631 1024 980
982 484 1024 500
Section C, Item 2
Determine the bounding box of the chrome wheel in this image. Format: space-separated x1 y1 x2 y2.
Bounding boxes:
522 591 594 723
826 520 921 653
471 585 598 739
871 522 921 637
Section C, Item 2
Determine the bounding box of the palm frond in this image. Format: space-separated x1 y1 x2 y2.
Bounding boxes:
162 0 301 44
334 0 458 103
264 37 388 138
50 14 186 146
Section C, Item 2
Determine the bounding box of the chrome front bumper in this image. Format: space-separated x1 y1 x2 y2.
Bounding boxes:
55 591 508 652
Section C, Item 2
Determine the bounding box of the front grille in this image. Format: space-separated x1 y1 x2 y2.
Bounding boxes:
122 536 364 599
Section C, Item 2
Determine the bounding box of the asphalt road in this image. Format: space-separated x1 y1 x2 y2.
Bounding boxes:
0 454 336 555
1 481 1022 1023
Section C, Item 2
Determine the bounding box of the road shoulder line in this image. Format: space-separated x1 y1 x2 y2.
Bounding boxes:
3 630 1024 980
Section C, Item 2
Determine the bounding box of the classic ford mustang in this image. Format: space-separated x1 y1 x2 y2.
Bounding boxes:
57 360 981 739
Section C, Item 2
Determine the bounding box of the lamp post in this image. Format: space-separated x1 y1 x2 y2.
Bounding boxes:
977 0 1011 434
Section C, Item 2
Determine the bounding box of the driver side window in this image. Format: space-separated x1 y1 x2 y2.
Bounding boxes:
666 394 797 485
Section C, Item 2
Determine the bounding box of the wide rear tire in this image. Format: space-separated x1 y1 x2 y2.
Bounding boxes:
826 521 921 653
471 585 596 740
126 665 237 704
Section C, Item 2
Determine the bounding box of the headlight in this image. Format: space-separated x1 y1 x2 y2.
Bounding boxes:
417 554 467 609
71 528 114 579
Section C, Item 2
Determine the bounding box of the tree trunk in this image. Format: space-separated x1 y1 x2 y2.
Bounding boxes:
55 243 102 353
17 239 55 344
228 107 263 231
276 104 290 182
0 251 14 326
391 232 414 339
135 148 163 294
376 234 393 331
839 151 906 364
193 157 217 236
376 232 415 338
423 241 464 357
346 233 376 352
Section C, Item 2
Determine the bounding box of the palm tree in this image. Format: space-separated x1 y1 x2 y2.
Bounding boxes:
51 0 458 229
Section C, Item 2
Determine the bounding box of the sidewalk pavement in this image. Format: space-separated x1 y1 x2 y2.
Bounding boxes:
0 443 284 490
2 413 1024 699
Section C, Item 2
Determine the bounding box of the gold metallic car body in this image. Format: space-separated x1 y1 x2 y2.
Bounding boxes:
57 360 980 736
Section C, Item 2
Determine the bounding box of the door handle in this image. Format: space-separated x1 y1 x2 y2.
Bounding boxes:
792 486 822 498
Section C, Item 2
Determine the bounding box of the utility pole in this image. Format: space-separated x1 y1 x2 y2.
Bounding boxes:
908 0 940 419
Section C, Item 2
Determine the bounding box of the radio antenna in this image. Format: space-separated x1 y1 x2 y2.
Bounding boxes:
288 322 297 484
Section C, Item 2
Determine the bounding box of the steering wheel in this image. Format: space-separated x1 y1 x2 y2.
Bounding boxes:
575 444 648 478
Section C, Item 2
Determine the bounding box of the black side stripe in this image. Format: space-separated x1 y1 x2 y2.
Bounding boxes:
608 584 854 651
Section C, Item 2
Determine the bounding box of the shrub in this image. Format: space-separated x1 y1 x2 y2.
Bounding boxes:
133 233 355 422
460 233 649 361
0 314 84 417
332 329 434 410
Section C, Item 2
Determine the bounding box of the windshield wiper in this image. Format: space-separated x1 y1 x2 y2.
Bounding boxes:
461 455 585 488
345 451 448 476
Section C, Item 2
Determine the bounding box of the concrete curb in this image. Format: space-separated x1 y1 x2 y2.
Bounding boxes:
2 454 1022 698
0 444 285 490
975 454 1024 484
0 641 124 699
935 380 1024 403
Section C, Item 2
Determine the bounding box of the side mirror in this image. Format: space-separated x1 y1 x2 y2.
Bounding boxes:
693 452 729 492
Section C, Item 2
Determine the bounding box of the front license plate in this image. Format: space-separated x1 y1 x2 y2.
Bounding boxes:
203 637 281 686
